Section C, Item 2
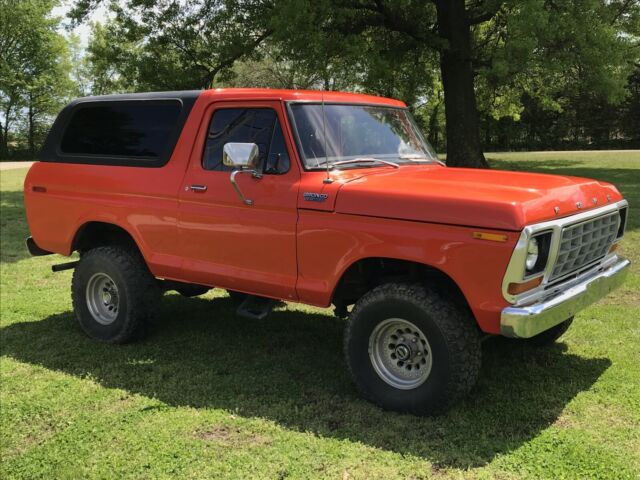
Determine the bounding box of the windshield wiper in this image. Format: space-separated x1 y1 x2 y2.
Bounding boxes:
330 158 400 169
398 154 430 161
398 154 445 166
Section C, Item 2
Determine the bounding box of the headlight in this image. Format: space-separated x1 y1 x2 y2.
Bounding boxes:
523 231 552 276
525 237 539 271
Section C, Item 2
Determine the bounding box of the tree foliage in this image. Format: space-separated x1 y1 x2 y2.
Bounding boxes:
0 0 76 159
2 0 637 160
70 0 639 167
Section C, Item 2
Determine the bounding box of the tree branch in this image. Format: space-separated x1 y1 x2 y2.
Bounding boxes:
202 29 273 88
610 0 634 25
338 0 445 50
466 2 503 25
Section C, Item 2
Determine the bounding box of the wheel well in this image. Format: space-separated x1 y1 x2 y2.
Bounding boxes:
72 222 139 254
332 258 469 311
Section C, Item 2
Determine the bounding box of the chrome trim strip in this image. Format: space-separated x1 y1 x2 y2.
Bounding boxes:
284 101 441 172
502 200 628 304
501 257 630 338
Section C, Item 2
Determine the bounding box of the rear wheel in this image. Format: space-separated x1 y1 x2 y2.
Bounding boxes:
344 283 481 415
71 246 160 343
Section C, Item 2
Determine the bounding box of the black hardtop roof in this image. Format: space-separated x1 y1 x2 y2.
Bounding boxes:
39 90 202 166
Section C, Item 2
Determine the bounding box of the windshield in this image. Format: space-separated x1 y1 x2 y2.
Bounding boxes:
288 103 438 169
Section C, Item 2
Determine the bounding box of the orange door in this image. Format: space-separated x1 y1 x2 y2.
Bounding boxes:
177 100 301 300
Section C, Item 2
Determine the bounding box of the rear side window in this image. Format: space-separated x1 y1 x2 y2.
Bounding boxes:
60 101 181 159
203 108 290 174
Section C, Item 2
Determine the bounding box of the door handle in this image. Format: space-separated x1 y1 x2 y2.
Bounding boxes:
189 184 208 192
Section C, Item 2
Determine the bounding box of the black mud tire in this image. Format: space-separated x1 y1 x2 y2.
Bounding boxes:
175 284 210 298
344 283 481 415
71 246 160 343
523 317 573 347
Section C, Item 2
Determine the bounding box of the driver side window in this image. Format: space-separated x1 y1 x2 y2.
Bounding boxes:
202 108 290 174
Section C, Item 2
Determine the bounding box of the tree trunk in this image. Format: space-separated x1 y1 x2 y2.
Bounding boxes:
428 101 441 151
0 103 11 160
0 119 5 160
436 0 488 168
28 93 35 157
484 115 491 149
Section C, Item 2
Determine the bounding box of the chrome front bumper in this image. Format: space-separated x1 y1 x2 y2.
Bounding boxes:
500 257 630 338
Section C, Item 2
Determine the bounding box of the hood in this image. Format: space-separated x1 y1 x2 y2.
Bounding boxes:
333 165 623 230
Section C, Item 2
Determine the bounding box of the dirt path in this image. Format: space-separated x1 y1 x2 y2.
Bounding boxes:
0 161 34 171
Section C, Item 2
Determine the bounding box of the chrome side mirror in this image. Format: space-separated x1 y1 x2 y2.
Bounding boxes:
223 142 262 206
223 142 259 169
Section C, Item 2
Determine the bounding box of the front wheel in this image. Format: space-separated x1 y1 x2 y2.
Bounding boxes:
71 246 160 343
344 283 481 415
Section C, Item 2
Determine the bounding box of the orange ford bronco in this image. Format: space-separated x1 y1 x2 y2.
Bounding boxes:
24 89 630 414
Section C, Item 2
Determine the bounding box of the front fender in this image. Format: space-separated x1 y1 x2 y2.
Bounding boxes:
296 210 518 334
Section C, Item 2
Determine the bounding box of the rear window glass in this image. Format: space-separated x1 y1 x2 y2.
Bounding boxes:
60 101 182 158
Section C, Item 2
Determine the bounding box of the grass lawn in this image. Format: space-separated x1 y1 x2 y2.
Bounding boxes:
1 151 639 479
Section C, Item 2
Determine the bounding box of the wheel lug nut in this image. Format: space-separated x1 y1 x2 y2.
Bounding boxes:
411 338 417 343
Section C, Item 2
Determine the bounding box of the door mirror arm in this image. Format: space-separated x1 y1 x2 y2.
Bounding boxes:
223 142 262 205
230 169 261 206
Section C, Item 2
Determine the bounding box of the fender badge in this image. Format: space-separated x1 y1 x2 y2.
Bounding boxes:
554 206 560 215
303 192 328 202
576 202 582 209
592 197 598 205
606 194 612 202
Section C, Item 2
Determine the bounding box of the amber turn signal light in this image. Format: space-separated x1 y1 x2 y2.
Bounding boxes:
472 231 508 242
508 276 543 295
609 243 619 253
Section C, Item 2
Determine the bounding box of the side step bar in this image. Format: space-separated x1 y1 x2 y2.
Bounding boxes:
236 295 278 320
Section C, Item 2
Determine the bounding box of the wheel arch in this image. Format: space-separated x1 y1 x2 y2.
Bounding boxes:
72 221 144 257
330 256 472 314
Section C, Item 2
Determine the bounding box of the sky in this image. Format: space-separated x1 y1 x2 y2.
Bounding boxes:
52 0 111 48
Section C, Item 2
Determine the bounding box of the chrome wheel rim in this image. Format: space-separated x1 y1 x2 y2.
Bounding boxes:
86 272 120 325
368 318 433 390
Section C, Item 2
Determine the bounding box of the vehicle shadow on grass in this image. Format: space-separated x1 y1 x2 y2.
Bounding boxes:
0 294 611 468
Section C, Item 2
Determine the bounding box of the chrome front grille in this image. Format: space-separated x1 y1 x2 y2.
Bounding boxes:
550 212 620 281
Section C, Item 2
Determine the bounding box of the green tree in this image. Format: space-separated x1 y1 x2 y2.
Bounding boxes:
72 0 639 167
217 44 358 90
85 21 141 94
68 33 92 96
79 0 274 92
0 0 75 158
622 65 640 144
